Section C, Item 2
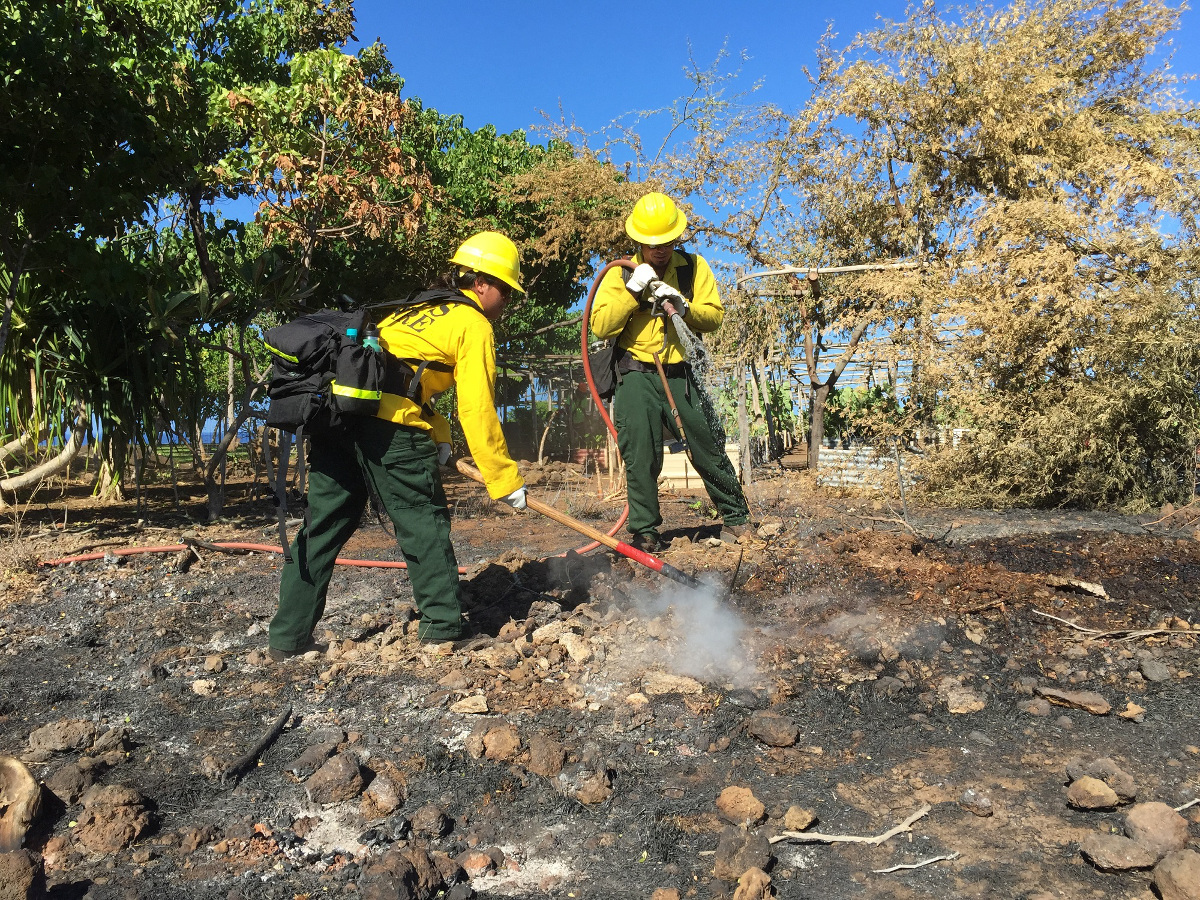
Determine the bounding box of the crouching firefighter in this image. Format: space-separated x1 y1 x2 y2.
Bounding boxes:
589 191 751 553
268 232 528 659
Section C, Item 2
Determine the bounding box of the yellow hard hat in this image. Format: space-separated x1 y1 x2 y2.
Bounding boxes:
625 192 687 245
450 231 524 292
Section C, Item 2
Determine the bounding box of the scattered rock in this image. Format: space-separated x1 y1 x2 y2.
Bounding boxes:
287 741 340 779
559 632 592 664
1119 701 1147 722
526 733 566 778
1066 757 1136 802
642 672 703 696
27 721 96 755
304 753 365 805
1022 698 1053 716
717 787 766 826
713 827 773 880
937 676 986 714
410 805 451 839
203 655 225 674
733 866 774 900
1152 849 1200 900
361 773 404 820
358 849 418 900
450 695 489 715
0 849 43 900
1080 833 1159 871
746 712 799 748
1140 658 1171 683
179 824 219 853
959 788 994 817
44 763 91 806
456 849 496 877
757 521 783 539
1036 687 1111 715
191 679 216 696
782 806 816 831
1124 802 1190 859
73 784 153 853
651 890 681 900
532 622 564 645
556 764 613 805
1067 776 1120 810
483 724 521 762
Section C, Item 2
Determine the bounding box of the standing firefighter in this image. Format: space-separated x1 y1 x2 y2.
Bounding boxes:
590 192 751 552
268 232 527 659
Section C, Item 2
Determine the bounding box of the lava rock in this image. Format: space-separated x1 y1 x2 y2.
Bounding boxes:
733 867 773 900
304 753 365 805
358 849 418 900
362 773 405 820
1067 776 1119 810
556 764 613 805
73 784 153 853
0 849 44 900
713 827 773 880
44 763 92 806
483 725 521 762
1153 849 1200 900
1066 757 1136 802
717 787 766 826
27 721 96 755
525 734 566 778
746 712 799 748
958 788 994 817
286 741 340 779
1036 687 1111 715
1124 802 1190 859
1080 833 1159 871
782 806 816 831
410 805 452 839
1140 658 1172 683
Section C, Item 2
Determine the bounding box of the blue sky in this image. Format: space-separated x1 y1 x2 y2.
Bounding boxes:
351 0 1200 140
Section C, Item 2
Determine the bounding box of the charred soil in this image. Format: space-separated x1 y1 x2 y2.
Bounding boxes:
1 464 1198 899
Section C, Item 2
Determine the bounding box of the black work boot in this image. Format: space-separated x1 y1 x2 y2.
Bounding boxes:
629 532 662 554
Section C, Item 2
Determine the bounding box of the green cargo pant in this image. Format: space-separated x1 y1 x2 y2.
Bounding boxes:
613 367 749 539
269 418 463 651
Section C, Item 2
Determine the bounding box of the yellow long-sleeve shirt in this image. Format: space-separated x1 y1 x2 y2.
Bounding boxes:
589 250 724 365
375 290 523 499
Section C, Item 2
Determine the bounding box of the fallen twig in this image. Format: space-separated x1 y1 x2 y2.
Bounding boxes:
1175 798 1200 812
873 851 959 874
770 803 932 846
1033 610 1194 642
218 704 293 786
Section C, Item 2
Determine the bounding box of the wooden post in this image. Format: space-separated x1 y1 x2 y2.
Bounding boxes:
737 363 751 485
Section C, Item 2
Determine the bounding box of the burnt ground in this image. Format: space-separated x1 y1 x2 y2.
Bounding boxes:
1 462 1198 900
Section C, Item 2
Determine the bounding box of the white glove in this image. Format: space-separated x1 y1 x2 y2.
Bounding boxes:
651 282 688 318
437 443 452 466
501 487 527 511
625 263 657 295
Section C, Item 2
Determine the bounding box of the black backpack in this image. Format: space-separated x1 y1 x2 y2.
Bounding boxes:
589 253 694 401
261 290 475 557
263 307 384 436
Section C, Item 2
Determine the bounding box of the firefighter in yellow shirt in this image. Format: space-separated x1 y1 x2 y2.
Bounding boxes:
269 232 526 657
590 192 750 552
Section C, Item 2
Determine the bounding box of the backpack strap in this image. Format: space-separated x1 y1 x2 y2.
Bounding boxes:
274 430 294 563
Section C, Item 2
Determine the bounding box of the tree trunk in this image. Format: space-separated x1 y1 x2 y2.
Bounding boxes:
0 410 88 496
808 382 831 472
737 364 751 484
752 359 778 463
